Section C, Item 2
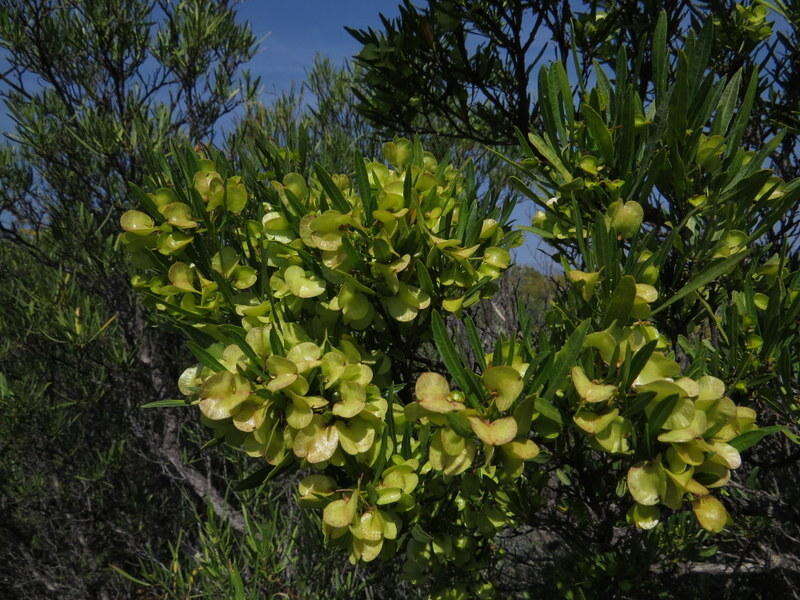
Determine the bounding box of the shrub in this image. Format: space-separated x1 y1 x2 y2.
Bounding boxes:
120 138 518 588
120 14 800 598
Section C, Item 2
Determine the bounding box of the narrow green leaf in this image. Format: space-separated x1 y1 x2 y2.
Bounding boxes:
727 68 759 154
624 340 658 389
729 425 783 452
109 564 152 587
314 163 350 213
543 320 590 401
186 341 226 372
534 395 563 427
527 132 572 182
553 61 575 127
140 398 189 409
538 64 560 143
647 394 680 442
354 152 374 222
653 10 668 106
711 69 742 136
430 310 484 406
446 411 474 438
652 252 749 316
232 454 292 491
230 565 245 600
604 275 637 326
415 260 436 299
593 61 612 112
463 315 486 371
582 103 614 163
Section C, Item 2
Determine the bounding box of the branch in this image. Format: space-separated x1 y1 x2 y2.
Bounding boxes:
159 411 247 534
134 308 247 534
651 554 800 575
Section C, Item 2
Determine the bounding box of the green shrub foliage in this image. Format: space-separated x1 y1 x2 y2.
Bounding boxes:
121 15 800 598
120 139 519 581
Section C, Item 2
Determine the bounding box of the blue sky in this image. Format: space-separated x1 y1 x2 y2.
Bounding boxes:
0 1 400 132
242 1 399 98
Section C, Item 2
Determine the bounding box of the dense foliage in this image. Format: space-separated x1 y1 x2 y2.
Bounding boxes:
120 12 800 597
3 1 800 598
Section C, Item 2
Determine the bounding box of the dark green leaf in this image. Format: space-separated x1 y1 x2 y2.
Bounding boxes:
430 310 484 406
652 252 748 316
140 399 188 409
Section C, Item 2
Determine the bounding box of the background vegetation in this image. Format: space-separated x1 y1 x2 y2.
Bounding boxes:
0 1 798 598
